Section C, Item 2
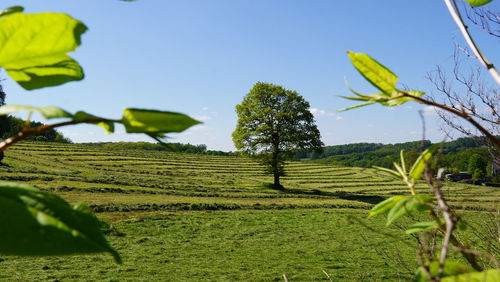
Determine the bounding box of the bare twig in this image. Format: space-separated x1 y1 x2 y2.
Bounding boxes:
424 167 484 272
401 91 500 148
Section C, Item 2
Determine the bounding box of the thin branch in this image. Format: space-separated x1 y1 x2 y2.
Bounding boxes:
444 0 500 84
425 170 483 272
401 91 500 148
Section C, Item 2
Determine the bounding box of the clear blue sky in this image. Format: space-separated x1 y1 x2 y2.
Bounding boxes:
3 0 499 151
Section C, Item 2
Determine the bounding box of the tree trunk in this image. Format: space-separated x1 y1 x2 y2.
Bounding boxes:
273 167 281 189
271 140 281 189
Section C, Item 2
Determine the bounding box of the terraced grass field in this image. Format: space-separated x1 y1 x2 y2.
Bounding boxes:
0 142 498 281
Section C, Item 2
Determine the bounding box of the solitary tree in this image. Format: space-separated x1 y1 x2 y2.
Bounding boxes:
467 153 487 175
233 82 323 189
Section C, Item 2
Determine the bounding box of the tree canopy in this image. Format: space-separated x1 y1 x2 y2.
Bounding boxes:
233 82 323 188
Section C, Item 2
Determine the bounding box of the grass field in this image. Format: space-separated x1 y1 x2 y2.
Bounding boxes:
0 142 498 281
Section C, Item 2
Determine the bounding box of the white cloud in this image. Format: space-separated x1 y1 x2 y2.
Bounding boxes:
192 115 212 121
191 125 207 131
201 107 209 111
310 108 327 116
309 107 337 117
409 130 419 135
421 106 438 116
335 116 344 120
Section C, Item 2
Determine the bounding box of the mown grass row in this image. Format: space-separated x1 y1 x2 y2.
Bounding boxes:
1 141 498 213
1 142 498 281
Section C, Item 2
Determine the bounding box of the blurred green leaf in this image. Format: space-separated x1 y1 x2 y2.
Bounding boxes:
386 195 432 226
369 196 405 218
380 91 425 107
0 182 120 263
373 166 402 179
442 268 500 282
405 221 438 234
37 106 73 119
466 0 493 7
0 6 24 18
415 261 474 281
0 12 87 90
400 150 407 175
409 144 441 180
0 105 72 119
393 162 406 178
122 108 201 134
73 111 115 134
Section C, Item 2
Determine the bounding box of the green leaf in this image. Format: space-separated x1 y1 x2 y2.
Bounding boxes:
0 6 24 18
122 108 201 134
6 56 85 90
0 182 120 263
340 52 426 111
373 166 402 179
380 90 425 107
405 221 438 234
38 106 73 119
386 195 432 226
0 12 87 90
415 261 474 282
337 101 375 112
347 51 398 94
400 150 407 175
442 269 500 282
393 162 406 178
409 144 441 180
369 196 405 218
465 0 493 7
0 105 72 119
338 95 370 101
73 111 115 134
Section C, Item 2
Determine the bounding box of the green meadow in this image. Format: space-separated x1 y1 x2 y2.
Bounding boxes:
0 142 498 281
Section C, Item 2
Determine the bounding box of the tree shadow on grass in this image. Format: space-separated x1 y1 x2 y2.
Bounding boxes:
266 184 385 205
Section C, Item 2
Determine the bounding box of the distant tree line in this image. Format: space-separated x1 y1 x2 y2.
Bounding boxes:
300 137 496 179
87 142 238 156
0 116 71 143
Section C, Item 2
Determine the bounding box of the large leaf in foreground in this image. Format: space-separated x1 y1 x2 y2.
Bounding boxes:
0 105 72 119
0 182 120 263
122 108 201 134
0 12 87 90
